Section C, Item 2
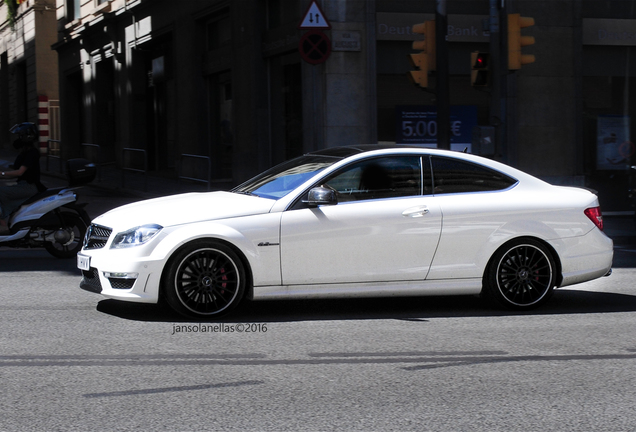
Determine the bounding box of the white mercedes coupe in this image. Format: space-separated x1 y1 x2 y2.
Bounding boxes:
78 146 613 318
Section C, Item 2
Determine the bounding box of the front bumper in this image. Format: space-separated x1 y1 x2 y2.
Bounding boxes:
78 250 165 304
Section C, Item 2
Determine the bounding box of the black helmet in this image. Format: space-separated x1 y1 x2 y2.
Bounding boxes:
10 122 38 143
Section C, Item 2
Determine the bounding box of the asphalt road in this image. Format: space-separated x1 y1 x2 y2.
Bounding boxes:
2 184 636 431
1 243 636 431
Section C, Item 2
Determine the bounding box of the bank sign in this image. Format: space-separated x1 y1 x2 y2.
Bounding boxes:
395 105 478 150
376 13 489 42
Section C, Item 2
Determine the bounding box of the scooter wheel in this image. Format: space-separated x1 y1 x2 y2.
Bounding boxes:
44 212 88 259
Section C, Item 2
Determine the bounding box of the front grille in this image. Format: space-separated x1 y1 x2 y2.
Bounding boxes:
84 224 112 250
80 267 102 293
108 278 136 289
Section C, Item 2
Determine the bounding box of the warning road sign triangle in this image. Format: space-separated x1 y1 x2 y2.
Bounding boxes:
298 0 331 29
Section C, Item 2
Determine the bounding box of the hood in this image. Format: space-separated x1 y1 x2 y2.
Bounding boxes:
93 191 276 229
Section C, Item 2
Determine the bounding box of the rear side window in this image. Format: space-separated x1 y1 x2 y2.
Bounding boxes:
430 156 517 194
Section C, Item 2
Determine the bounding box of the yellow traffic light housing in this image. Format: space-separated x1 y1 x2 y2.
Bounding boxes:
508 13 535 70
471 52 490 87
408 52 429 88
412 20 435 71
406 19 435 88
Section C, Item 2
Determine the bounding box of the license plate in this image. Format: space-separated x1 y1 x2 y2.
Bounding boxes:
77 254 90 271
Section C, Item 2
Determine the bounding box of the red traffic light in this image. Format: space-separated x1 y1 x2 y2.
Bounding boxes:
472 53 489 69
471 52 490 87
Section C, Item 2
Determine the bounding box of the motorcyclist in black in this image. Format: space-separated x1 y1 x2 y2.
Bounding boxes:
0 123 42 234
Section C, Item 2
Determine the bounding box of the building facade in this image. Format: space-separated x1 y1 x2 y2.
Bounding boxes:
44 0 636 210
0 0 59 152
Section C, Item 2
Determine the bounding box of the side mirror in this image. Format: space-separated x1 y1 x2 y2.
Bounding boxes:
303 186 337 207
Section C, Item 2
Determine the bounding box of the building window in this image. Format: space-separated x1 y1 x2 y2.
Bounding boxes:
207 72 233 180
266 0 298 29
68 0 81 20
206 14 231 51
267 0 281 28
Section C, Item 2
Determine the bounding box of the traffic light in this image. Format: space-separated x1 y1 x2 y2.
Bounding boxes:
471 52 490 87
407 53 429 88
508 13 535 70
412 20 435 71
407 20 435 88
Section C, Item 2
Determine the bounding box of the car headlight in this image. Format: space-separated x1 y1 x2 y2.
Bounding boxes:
111 224 163 249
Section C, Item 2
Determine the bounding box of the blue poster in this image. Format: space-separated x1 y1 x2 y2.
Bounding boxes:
596 115 631 171
395 105 478 151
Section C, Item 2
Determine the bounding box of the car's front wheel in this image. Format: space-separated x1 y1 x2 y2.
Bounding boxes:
485 238 557 310
162 240 246 318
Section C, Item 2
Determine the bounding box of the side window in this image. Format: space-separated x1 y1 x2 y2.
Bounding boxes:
323 156 423 202
431 157 517 194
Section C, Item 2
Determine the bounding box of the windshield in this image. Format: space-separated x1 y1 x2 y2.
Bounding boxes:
232 155 340 199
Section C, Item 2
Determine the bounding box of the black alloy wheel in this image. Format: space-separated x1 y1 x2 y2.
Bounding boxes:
486 238 557 310
163 240 246 318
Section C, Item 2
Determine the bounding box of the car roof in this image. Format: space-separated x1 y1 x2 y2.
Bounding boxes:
303 144 548 188
307 144 421 158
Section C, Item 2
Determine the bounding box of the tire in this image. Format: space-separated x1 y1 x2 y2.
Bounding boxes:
44 212 88 259
162 240 246 319
485 238 557 310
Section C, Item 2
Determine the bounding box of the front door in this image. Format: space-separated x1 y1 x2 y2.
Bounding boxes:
280 155 442 285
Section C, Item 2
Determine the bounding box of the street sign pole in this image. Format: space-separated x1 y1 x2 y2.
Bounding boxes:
436 0 450 150
298 1 331 151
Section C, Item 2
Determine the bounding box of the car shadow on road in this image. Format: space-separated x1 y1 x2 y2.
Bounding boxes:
95 289 636 323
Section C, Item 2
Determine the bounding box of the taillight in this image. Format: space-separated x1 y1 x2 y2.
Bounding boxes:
584 207 604 231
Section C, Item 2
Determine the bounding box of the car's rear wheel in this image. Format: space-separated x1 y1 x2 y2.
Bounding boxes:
162 240 246 318
485 238 556 310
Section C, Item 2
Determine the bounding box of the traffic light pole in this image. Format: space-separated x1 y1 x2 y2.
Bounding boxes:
489 0 507 161
436 0 450 150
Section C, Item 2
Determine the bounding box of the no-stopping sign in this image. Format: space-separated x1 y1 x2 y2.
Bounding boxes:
299 30 331 65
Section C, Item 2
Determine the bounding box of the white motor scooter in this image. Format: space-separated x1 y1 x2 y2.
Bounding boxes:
0 159 95 258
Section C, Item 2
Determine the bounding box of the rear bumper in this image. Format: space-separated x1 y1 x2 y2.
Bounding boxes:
549 229 614 288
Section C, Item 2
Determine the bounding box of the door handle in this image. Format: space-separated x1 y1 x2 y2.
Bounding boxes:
402 206 429 218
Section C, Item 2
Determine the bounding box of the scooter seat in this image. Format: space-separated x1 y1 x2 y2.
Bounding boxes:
19 187 65 207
